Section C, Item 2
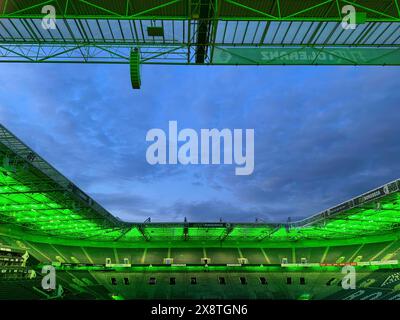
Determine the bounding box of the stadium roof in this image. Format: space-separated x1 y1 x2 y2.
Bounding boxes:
1 123 400 244
0 0 399 67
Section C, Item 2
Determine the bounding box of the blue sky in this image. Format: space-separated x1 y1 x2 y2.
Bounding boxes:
0 63 399 223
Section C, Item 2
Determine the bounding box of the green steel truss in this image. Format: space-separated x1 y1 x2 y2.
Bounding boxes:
1 123 400 244
0 124 124 241
0 0 399 65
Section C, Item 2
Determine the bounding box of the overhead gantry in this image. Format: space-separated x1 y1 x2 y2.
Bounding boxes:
0 0 399 88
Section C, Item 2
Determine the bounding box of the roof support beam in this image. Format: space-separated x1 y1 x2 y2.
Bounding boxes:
194 0 214 63
138 225 150 241
183 226 189 240
113 227 134 241
220 224 234 241
257 225 281 241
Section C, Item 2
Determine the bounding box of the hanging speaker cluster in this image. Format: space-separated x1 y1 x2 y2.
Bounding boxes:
130 48 141 90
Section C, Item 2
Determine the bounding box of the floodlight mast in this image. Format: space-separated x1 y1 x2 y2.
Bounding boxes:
0 0 399 89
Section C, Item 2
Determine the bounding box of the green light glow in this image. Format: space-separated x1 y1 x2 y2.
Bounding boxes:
297 293 312 300
40 264 400 273
1 124 400 246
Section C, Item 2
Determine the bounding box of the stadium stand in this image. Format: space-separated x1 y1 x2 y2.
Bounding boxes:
84 269 400 300
0 279 44 299
83 247 115 265
144 248 169 265
55 245 90 264
295 247 327 264
206 248 241 264
326 269 400 300
324 245 363 264
115 248 145 265
1 123 400 300
355 242 395 262
4 238 400 267
170 248 203 264
240 248 267 265
263 248 293 264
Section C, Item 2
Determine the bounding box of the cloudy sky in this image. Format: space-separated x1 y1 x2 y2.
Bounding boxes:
0 63 399 223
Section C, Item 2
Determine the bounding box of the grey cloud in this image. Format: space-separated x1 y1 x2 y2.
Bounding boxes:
0 64 399 223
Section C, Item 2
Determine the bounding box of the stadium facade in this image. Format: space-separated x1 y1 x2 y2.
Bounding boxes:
0 123 400 300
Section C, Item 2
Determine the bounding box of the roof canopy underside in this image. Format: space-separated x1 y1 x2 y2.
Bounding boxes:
0 0 399 65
